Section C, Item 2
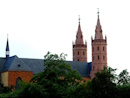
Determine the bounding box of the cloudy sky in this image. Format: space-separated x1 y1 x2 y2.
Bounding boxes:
0 0 129 73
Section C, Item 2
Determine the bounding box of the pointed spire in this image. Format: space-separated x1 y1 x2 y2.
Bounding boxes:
95 9 103 39
6 35 9 51
6 34 10 58
75 15 84 45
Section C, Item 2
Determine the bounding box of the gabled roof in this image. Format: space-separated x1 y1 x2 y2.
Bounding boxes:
2 55 32 72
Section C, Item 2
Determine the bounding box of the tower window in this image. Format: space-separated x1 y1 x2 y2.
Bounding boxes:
98 55 99 60
103 47 105 51
78 59 79 61
78 51 79 55
83 51 85 55
97 46 99 51
103 56 105 60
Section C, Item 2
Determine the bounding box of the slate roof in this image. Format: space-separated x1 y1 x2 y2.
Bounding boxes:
0 55 92 77
2 55 32 72
21 58 45 75
66 61 91 77
0 58 6 72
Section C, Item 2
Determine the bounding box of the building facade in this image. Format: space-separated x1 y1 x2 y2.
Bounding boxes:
73 14 107 79
73 18 87 62
90 15 107 78
0 12 107 87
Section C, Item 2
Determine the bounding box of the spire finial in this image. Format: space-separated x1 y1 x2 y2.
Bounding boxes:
97 8 100 16
7 34 8 39
78 15 80 23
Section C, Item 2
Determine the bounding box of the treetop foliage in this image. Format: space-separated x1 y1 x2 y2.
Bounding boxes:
1 52 130 97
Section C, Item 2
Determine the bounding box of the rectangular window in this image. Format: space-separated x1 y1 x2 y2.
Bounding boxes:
103 47 105 51
97 46 99 51
83 51 85 55
78 51 79 55
98 56 99 60
103 56 105 60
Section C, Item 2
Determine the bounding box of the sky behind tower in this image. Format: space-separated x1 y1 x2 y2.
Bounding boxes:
0 0 129 73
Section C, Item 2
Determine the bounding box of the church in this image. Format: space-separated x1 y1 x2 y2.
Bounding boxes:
0 13 107 88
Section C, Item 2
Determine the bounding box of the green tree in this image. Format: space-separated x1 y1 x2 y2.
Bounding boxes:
89 67 117 98
0 82 13 94
118 69 130 85
72 81 94 98
20 52 82 98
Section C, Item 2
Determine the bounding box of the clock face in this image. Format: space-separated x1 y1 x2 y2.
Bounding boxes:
6 51 10 55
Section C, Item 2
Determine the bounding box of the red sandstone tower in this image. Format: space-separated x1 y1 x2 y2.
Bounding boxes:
90 13 107 78
73 17 87 62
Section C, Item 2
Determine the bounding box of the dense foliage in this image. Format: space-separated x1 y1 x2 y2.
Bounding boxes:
1 52 130 97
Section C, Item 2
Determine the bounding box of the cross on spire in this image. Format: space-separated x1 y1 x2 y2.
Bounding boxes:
97 8 100 16
78 15 80 23
7 34 8 39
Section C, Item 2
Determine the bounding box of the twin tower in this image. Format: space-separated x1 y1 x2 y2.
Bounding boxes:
73 14 107 78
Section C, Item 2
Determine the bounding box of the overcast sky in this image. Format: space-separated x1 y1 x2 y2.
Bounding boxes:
0 0 129 73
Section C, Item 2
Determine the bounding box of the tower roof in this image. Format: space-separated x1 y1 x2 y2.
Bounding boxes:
6 37 9 51
75 17 84 45
95 13 103 39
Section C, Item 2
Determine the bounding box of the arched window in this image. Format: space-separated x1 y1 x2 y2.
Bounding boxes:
15 77 22 89
78 59 79 61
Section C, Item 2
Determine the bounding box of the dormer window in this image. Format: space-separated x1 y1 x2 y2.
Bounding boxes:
18 63 21 67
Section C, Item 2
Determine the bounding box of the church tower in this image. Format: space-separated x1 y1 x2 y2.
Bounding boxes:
90 12 107 78
73 17 87 62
